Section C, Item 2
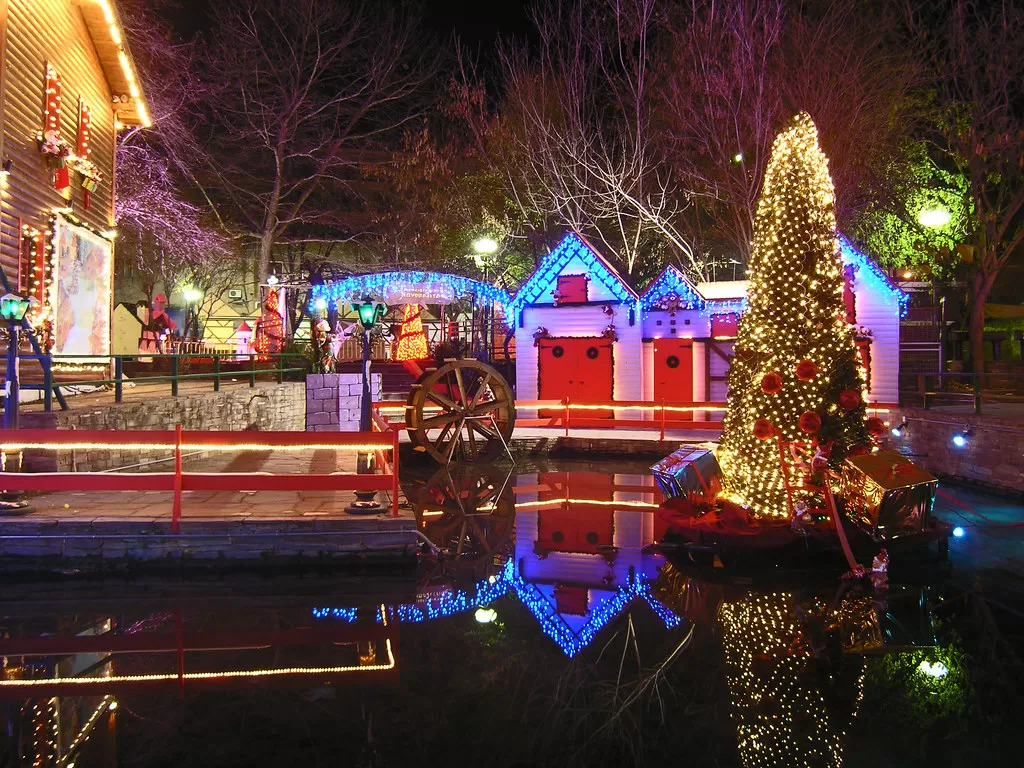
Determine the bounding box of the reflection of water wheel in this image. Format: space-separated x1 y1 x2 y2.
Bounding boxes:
405 359 516 464
405 463 516 578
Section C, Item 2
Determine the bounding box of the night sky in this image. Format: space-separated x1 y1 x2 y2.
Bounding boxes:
162 0 534 54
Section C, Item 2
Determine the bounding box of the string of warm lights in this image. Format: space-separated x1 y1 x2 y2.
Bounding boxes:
0 640 395 688
94 0 151 126
716 113 872 518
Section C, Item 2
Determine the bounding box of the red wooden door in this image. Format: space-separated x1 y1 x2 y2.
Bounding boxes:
654 339 693 420
538 338 613 419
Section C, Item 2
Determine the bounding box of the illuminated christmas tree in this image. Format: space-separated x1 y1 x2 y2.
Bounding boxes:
717 113 870 518
395 303 429 361
254 287 284 358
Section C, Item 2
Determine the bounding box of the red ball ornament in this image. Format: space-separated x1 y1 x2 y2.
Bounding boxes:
838 389 861 411
752 419 775 440
795 359 818 381
865 417 886 437
798 411 822 433
760 372 783 394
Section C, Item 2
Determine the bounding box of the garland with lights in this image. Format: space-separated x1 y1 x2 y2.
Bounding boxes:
395 303 429 361
716 113 871 519
640 265 706 312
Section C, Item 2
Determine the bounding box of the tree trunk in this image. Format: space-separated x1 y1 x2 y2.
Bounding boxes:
968 270 995 374
257 230 275 286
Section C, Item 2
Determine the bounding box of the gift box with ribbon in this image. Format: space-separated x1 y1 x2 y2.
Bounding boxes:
837 450 938 539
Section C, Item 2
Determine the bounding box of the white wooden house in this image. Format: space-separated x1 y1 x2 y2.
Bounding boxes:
511 232 904 418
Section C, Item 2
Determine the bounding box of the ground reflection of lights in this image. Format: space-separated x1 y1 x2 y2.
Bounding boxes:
314 560 683 658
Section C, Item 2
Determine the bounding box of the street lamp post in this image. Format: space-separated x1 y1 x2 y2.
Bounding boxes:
472 237 500 359
1 292 32 514
346 296 387 515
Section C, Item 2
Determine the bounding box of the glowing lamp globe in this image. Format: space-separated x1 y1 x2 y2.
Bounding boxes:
917 207 951 228
0 293 29 322
182 287 203 303
354 298 387 328
472 237 499 255
474 607 498 624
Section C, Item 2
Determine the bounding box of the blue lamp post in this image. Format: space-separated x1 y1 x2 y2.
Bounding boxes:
1 292 32 514
346 296 387 515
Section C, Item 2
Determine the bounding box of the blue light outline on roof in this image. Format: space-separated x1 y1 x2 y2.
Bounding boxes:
308 271 513 312
838 234 908 317
507 232 639 317
639 265 706 312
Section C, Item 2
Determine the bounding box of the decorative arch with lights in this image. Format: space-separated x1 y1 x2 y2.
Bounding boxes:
307 271 513 313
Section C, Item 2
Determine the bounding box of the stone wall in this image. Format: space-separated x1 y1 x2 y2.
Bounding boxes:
887 407 1024 495
21 382 305 473
305 373 382 432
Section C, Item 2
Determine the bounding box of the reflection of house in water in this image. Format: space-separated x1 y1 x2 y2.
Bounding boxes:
367 470 683 657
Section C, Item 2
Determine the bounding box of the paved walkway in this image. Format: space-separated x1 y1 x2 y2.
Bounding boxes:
18 378 283 413
5 448 408 525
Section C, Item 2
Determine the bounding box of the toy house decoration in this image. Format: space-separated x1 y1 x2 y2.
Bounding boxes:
511 231 903 420
511 232 642 419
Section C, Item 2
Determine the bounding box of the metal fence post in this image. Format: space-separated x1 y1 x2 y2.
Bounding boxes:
213 356 220 392
973 373 982 415
170 355 179 397
277 355 284 385
249 354 256 387
114 356 123 403
43 354 52 412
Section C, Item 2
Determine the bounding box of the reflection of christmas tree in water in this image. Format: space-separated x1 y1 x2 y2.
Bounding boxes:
254 288 284 357
718 592 863 768
395 303 429 361
717 113 870 518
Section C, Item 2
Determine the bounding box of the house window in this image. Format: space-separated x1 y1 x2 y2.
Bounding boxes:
554 274 588 304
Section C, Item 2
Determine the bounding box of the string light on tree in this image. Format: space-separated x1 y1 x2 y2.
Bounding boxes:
716 113 871 518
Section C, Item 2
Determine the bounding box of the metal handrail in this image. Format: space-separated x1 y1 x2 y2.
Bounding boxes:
11 352 308 410
914 371 1024 415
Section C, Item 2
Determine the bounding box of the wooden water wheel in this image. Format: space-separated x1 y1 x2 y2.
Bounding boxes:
405 359 516 464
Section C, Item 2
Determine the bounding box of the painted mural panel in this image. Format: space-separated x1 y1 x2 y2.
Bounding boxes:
53 216 112 359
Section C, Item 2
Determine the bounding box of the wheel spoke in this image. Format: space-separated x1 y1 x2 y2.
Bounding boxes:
453 366 469 407
468 418 501 441
470 373 492 408
472 397 509 416
421 412 464 430
466 422 478 460
425 389 458 412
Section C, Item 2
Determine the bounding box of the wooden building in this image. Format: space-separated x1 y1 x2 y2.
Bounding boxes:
512 232 904 417
0 0 148 369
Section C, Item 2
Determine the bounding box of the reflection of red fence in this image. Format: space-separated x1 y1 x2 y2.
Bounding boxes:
0 625 398 697
0 428 400 528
